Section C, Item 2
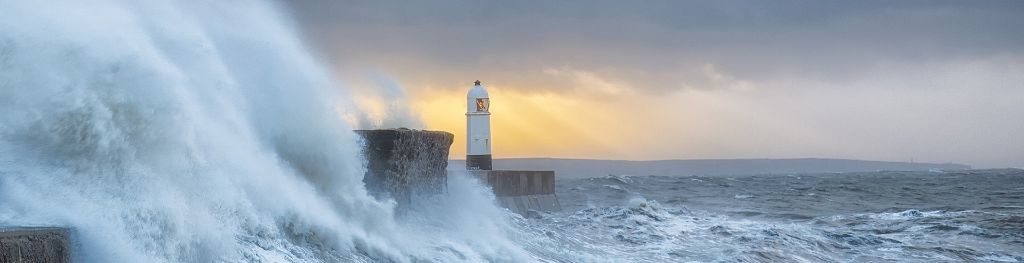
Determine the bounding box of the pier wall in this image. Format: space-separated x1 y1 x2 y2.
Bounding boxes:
471 170 561 215
355 129 454 207
0 227 69 263
355 128 559 215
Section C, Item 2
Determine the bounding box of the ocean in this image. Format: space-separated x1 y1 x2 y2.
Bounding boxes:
516 169 1024 262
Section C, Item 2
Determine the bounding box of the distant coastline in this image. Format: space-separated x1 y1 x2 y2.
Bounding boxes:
449 158 971 178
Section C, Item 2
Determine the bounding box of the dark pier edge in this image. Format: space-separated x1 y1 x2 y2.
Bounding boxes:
0 227 70 263
466 154 492 170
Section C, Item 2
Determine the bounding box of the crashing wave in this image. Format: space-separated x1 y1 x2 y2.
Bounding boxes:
0 1 536 262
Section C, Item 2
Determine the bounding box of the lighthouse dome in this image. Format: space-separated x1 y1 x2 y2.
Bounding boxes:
467 80 488 99
467 80 490 113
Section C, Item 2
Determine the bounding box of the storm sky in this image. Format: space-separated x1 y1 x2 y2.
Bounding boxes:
283 1 1024 168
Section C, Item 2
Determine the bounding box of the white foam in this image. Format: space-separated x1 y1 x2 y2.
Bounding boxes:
0 1 528 262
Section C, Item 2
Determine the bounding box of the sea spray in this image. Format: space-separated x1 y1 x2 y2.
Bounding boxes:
0 1 534 262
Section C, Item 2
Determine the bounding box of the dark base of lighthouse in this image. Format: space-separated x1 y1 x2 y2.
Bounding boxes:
466 154 492 170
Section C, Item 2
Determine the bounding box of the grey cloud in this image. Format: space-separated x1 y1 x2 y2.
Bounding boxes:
280 1 1024 167
283 0 1024 94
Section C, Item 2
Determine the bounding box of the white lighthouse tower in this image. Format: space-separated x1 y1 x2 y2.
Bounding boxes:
466 80 492 170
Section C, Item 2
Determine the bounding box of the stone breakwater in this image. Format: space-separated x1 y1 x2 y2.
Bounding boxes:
472 170 561 216
356 128 455 207
0 227 69 263
355 128 561 215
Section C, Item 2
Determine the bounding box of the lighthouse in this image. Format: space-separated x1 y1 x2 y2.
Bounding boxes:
466 80 492 170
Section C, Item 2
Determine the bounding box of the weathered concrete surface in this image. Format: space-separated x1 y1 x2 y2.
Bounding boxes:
495 195 560 216
471 170 561 215
473 170 555 197
0 227 70 263
355 128 454 207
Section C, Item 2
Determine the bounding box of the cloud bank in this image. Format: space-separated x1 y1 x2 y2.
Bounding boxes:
284 1 1024 167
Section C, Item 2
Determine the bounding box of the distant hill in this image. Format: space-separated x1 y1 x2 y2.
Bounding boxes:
449 158 971 178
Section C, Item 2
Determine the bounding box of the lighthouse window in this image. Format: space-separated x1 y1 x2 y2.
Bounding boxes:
476 98 489 112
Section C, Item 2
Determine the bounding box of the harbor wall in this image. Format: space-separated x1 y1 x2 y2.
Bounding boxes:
471 170 561 215
355 128 454 207
0 227 70 263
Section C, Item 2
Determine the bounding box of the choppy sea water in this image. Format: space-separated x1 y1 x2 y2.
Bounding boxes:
516 169 1024 262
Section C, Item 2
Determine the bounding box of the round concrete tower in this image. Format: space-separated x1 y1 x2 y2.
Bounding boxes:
466 80 492 170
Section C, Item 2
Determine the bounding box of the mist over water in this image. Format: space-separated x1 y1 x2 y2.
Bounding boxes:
0 1 537 262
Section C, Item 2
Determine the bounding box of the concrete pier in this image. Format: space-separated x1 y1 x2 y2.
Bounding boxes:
471 170 561 216
0 227 70 263
356 128 454 207
355 128 560 215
